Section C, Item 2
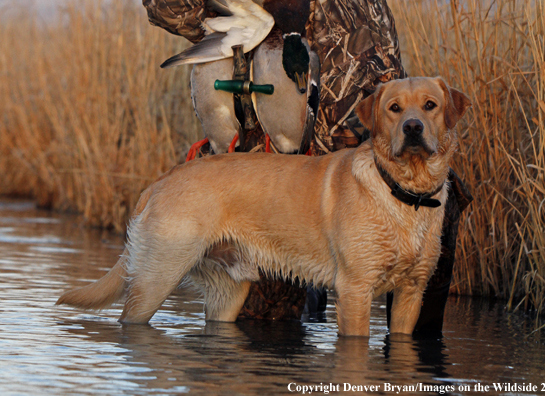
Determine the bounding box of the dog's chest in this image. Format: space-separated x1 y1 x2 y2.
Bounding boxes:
372 205 443 292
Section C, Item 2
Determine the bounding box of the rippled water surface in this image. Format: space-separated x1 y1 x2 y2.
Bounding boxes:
0 200 544 395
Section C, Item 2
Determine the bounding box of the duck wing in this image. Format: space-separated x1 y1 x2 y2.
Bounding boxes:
161 0 274 68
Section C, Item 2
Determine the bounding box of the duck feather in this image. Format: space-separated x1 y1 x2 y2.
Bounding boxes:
161 0 274 68
161 33 228 67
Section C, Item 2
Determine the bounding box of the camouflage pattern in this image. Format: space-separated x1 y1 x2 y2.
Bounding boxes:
306 0 407 154
142 0 215 43
239 276 307 320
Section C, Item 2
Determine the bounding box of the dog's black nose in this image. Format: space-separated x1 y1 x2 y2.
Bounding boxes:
403 119 424 136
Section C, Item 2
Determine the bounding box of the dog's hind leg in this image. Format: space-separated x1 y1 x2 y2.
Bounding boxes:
120 238 205 324
191 264 251 322
206 278 251 322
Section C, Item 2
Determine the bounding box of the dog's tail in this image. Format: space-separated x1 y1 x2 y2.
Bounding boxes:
56 185 157 310
56 252 128 310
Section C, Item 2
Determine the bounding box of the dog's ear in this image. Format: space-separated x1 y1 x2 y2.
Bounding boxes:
355 86 383 132
437 78 471 129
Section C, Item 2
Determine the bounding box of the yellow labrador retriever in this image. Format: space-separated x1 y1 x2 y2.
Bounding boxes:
57 77 470 336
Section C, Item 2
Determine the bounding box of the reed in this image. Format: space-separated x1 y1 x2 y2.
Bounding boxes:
1 0 543 317
0 0 202 231
389 0 545 318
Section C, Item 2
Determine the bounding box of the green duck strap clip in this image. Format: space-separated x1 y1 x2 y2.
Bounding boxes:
214 80 274 95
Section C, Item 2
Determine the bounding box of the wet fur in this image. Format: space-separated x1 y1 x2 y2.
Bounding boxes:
57 77 470 336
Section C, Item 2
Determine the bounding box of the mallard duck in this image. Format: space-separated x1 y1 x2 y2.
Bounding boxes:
252 28 319 154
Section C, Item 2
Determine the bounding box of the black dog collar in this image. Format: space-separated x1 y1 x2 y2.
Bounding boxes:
375 160 443 211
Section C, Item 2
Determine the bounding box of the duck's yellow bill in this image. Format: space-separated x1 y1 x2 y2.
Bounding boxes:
295 72 307 94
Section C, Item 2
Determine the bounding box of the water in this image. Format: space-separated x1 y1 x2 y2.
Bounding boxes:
0 200 543 395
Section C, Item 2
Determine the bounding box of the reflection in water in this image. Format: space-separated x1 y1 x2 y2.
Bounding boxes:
0 200 543 395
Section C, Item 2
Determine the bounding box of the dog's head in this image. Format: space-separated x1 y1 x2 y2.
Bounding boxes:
355 77 471 192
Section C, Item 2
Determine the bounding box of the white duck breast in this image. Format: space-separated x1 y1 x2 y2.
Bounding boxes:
252 37 319 154
191 59 240 154
161 0 274 68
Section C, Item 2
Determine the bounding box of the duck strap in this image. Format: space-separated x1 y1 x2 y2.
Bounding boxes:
230 45 270 153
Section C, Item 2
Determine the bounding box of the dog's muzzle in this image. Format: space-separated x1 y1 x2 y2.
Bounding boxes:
399 118 434 156
403 119 424 146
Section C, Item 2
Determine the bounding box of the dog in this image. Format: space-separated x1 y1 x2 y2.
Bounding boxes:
57 77 470 336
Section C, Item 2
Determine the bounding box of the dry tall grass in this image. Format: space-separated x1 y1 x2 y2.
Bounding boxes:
0 0 202 231
1 0 544 318
390 0 544 319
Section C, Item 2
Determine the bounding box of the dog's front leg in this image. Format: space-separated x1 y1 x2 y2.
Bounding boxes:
390 255 439 334
389 280 426 335
390 210 444 334
335 271 374 337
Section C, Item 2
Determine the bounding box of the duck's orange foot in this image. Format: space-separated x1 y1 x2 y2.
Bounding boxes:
265 134 272 153
305 148 312 156
186 137 209 162
228 133 239 153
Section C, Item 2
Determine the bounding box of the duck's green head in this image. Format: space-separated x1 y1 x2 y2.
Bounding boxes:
282 34 310 94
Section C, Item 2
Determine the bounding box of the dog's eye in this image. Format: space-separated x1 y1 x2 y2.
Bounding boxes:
389 104 401 113
425 101 437 110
